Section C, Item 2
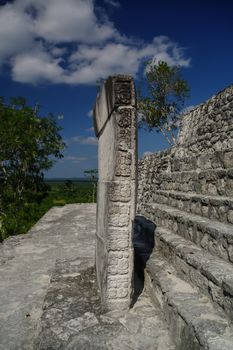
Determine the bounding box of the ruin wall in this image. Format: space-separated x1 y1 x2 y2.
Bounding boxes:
138 84 233 217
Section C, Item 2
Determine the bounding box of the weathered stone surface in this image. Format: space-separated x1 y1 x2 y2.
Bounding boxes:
0 204 175 350
152 190 233 224
136 84 233 347
93 75 137 311
138 86 233 210
34 256 175 350
141 202 233 263
150 226 233 319
0 204 96 350
144 256 233 350
93 75 136 137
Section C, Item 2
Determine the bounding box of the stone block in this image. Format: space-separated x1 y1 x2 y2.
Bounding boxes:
108 202 130 227
93 75 137 311
93 75 136 137
109 181 131 202
107 228 130 251
115 151 132 177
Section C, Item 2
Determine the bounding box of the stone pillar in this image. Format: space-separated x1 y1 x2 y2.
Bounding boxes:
93 75 137 311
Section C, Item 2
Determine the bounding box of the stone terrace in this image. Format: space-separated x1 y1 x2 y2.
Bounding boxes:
0 204 175 350
136 84 233 349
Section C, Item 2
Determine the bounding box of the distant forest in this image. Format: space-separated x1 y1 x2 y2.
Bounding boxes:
0 97 96 241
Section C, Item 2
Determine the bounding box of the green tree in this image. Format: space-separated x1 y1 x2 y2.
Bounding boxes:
64 179 75 193
84 169 98 203
138 60 190 146
0 97 65 239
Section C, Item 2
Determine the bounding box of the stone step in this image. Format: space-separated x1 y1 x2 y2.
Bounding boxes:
139 149 233 179
144 255 233 350
140 203 233 263
170 150 233 173
153 190 233 224
155 168 233 196
155 227 233 320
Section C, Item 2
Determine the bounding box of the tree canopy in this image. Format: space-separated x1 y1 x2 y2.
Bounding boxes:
0 97 65 239
84 169 98 203
138 60 190 146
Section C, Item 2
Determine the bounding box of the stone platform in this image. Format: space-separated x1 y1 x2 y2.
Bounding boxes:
0 204 174 350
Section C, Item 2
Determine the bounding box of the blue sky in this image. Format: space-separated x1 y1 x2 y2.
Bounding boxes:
1 0 232 178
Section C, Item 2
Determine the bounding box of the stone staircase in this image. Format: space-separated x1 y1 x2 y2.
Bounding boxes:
135 150 233 347
134 84 233 348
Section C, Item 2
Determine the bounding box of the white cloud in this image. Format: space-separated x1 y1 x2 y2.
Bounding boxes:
0 0 190 85
71 135 98 145
182 105 196 114
12 49 65 84
104 0 121 8
0 3 34 65
67 37 190 85
86 126 94 132
67 43 140 84
87 110 93 118
51 47 67 57
34 0 118 44
65 156 87 164
144 36 190 68
143 151 153 157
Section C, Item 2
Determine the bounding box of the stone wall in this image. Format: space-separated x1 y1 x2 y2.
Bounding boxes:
93 75 137 311
138 84 233 213
135 84 233 348
177 85 233 154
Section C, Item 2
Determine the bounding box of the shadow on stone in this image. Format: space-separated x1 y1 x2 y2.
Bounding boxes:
132 216 156 306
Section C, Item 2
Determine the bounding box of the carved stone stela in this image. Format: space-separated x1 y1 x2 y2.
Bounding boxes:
93 75 137 311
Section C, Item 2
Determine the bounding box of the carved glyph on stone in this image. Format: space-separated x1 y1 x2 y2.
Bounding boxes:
93 75 137 311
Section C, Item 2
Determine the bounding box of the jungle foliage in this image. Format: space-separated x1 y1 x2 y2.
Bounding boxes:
0 97 66 240
138 60 190 146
